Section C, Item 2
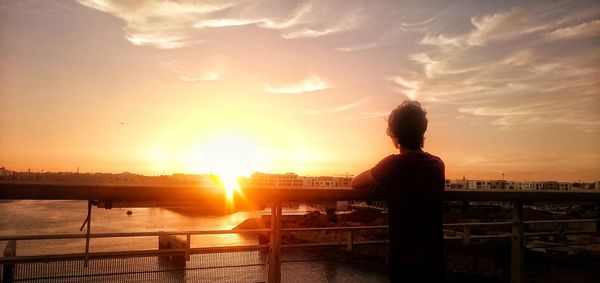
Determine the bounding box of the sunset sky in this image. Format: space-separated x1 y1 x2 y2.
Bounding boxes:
0 0 598 182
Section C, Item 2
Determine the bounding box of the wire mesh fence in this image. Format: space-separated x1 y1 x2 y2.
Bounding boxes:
1 251 267 283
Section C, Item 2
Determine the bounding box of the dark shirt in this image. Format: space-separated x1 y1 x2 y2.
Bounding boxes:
370 151 445 282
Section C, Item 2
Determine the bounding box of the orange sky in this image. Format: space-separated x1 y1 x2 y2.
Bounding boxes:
0 0 599 182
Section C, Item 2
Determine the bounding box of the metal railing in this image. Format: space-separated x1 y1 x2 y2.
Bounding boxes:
1 182 599 283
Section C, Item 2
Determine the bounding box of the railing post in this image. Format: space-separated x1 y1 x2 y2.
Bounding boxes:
2 240 16 283
84 200 92 267
268 202 282 283
462 226 471 245
346 231 354 252
511 201 524 283
185 234 191 261
158 235 187 269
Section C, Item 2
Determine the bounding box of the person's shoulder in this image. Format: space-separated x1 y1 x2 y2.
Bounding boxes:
424 152 443 161
376 154 401 166
383 154 401 160
424 152 445 167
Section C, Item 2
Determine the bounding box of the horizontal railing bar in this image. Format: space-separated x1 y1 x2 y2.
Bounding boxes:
1 219 597 241
281 226 388 232
0 244 269 264
527 241 600 249
445 230 598 240
0 249 181 263
0 229 271 241
0 234 85 240
1 182 599 202
13 267 189 281
524 231 598 237
445 235 511 240
444 222 512 227
445 219 600 227
11 262 269 282
282 240 389 249
523 219 600 224
190 244 269 254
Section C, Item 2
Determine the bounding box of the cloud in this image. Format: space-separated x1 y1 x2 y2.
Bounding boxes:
264 77 331 94
77 0 364 48
459 154 563 168
336 42 379 52
194 18 258 29
283 27 343 39
544 19 600 41
419 7 550 48
420 34 464 48
401 4 600 131
77 0 231 49
161 61 224 82
255 2 314 30
466 7 546 46
401 11 444 28
388 76 421 100
282 11 361 39
304 100 366 115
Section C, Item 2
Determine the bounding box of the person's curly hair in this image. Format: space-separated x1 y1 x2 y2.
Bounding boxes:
386 101 428 149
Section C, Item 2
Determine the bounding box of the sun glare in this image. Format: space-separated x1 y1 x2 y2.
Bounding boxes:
186 133 269 203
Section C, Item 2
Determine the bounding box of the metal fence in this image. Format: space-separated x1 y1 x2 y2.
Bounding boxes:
1 183 600 283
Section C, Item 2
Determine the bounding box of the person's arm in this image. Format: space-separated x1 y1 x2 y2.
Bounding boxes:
352 155 395 194
351 169 377 188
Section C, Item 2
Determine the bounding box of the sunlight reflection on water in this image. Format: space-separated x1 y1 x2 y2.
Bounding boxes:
0 200 261 255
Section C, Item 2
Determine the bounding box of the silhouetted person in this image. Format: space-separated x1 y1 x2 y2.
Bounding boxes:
352 101 445 282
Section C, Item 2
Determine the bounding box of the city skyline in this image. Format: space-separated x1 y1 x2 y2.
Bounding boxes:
1 0 599 182
1 166 597 187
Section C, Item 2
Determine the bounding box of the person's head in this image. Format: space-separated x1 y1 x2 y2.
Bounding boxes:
386 100 428 150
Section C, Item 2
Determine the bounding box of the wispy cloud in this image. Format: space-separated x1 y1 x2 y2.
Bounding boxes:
544 19 600 41
264 77 331 94
466 7 546 46
194 18 258 29
336 42 379 52
77 0 364 48
256 2 312 30
282 11 361 39
398 3 600 131
401 11 445 28
77 0 230 49
161 61 224 82
388 76 421 100
304 100 366 115
283 27 343 39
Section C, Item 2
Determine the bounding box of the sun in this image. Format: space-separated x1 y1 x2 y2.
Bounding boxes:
185 132 269 203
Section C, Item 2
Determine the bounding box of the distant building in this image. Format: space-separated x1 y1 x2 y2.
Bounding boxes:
302 176 351 188
489 180 507 190
540 181 560 190
244 172 304 188
558 182 572 191
506 181 518 190
448 179 467 190
466 180 491 190
0 167 11 176
241 173 352 188
517 182 540 191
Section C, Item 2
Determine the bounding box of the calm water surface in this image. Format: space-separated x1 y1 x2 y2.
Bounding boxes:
0 200 388 282
0 200 272 255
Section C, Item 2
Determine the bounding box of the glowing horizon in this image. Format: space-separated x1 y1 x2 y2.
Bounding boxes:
0 1 599 182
